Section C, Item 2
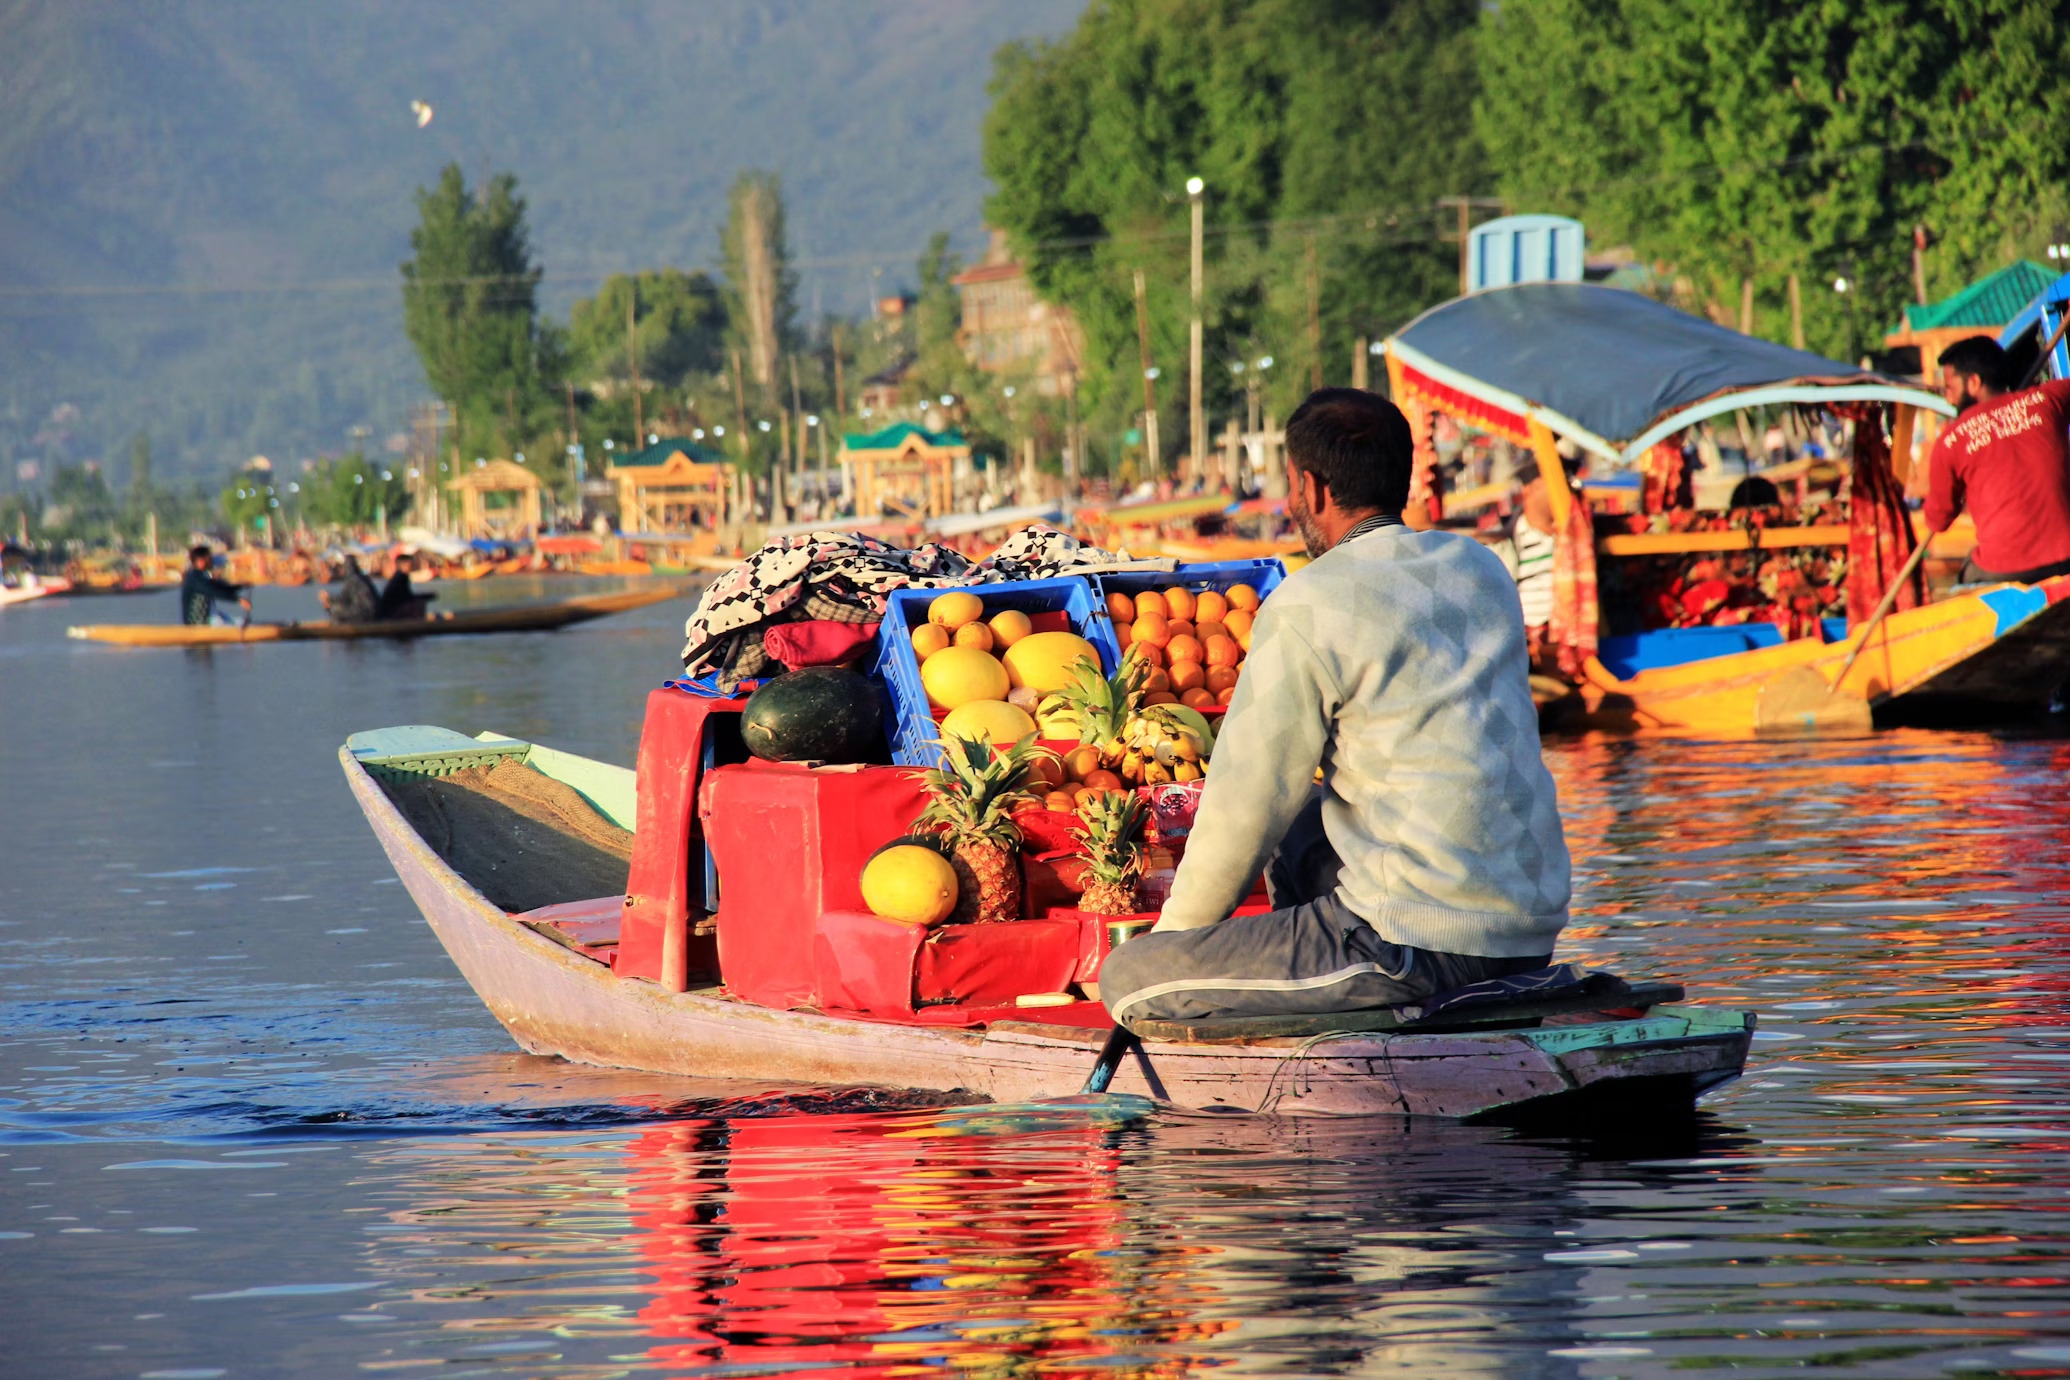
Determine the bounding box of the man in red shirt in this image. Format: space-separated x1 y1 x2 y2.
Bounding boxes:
1926 335 2070 584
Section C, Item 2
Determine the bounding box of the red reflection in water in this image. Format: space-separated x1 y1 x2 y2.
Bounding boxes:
622 1115 1216 1377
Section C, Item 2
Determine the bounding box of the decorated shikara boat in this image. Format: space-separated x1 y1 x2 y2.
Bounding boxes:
341 693 1752 1120
66 585 685 647
1384 282 2070 731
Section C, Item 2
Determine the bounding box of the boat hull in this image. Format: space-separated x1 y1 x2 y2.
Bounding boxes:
342 747 1750 1118
66 585 685 647
1567 574 2070 731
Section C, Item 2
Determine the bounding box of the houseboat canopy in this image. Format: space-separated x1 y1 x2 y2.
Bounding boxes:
1386 283 1952 466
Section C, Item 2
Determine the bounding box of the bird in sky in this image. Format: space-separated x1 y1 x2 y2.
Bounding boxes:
411 100 434 129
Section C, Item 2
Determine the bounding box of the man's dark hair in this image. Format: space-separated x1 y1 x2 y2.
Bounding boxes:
188 544 213 566
1941 335 2009 390
1283 388 1413 513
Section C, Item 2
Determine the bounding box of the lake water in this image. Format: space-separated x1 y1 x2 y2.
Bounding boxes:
3 578 2067 1378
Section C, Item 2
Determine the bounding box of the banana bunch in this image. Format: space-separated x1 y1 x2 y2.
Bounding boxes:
1115 704 1215 786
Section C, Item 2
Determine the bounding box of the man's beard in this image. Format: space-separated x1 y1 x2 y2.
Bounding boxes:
1955 388 1979 412
1287 485 1328 558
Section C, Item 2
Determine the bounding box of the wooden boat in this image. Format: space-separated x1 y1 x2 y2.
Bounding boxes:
0 574 68 605
339 717 1751 1120
66 585 685 647
1381 283 2070 730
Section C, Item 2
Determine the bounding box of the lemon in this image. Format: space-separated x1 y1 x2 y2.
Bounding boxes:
940 699 1037 746
861 845 959 927
920 644 1010 709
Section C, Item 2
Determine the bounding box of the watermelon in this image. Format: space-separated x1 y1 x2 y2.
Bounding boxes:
741 666 882 763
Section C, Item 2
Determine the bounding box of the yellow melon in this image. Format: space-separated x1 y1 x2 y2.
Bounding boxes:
861 845 958 927
919 644 1010 709
1001 631 1102 695
988 608 1034 647
940 699 1037 747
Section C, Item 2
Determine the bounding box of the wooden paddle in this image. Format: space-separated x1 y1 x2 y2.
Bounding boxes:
1755 537 1931 731
1080 1023 1140 1095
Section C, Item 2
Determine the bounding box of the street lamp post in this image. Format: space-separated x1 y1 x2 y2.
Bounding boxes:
1187 177 1205 485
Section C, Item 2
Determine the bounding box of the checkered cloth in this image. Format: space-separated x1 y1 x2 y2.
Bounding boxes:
681 526 1118 685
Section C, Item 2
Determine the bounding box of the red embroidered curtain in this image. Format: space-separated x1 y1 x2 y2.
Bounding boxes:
1837 403 1922 625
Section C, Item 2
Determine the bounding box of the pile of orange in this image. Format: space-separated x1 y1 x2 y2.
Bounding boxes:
1108 583 1263 710
1034 745 1134 816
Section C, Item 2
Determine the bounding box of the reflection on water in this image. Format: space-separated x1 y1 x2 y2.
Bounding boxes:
5 594 2070 1375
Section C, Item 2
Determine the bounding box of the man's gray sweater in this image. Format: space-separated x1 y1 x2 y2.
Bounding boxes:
1156 524 1571 956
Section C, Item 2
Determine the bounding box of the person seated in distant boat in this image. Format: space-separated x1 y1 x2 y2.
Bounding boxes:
1097 388 1572 1027
1493 454 1560 661
1928 334 2070 585
376 551 436 621
319 553 380 625
179 545 250 627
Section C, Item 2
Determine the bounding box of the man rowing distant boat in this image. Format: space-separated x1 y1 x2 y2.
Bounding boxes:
1099 388 1571 1025
179 545 250 627
1928 335 2070 586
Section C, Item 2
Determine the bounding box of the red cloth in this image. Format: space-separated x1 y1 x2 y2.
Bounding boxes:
1925 379 2070 575
1842 403 1922 624
761 618 881 672
1403 396 1444 524
1640 439 1690 514
1548 485 1598 678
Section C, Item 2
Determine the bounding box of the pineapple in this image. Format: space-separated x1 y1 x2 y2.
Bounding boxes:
1074 790 1147 917
1040 654 1149 765
918 732 1043 925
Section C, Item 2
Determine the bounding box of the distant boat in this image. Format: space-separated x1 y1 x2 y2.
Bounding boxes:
66 585 687 647
0 574 69 606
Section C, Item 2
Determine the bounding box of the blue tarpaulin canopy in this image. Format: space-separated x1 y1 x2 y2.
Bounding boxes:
1387 283 1951 466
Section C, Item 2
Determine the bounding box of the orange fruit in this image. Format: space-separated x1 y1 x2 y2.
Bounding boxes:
1116 621 1134 650
1130 612 1170 647
1203 634 1241 668
1195 590 1229 623
1133 590 1168 620
1222 608 1253 640
1168 660 1206 693
1129 641 1166 668
1106 591 1135 622
929 591 986 629
1180 687 1217 709
1027 752 1065 789
1166 618 1196 643
1045 790 1078 813
911 624 952 661
1224 584 1259 613
1236 626 1251 653
1142 690 1178 705
1216 685 1237 705
1163 586 1197 621
988 609 1034 647
1082 768 1123 792
954 621 996 652
1194 619 1227 642
1144 668 1171 693
1072 785 1097 806
1064 746 1101 781
1166 634 1203 664
1204 666 1239 694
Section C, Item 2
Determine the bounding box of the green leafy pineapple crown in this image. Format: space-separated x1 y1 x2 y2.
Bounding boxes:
1040 654 1149 748
1073 790 1147 888
917 732 1042 850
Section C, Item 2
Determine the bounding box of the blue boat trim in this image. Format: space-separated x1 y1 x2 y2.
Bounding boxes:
1981 585 2047 637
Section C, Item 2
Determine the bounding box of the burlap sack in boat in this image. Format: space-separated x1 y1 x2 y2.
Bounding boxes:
384 758 632 913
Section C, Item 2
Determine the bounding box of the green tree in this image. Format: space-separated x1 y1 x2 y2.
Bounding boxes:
981 0 1484 441
1474 0 2070 360
567 269 729 391
400 165 561 463
719 170 799 413
44 463 117 539
299 453 411 531
218 468 275 537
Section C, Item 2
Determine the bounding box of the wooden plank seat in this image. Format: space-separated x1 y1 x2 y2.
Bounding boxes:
1126 981 1685 1045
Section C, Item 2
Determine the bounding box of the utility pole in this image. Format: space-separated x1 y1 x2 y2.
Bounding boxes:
1912 223 1930 305
1353 336 1370 391
1187 177 1206 483
1306 232 1324 392
1133 268 1160 475
730 347 752 520
789 354 806 489
1788 274 1806 351
1436 196 1504 296
831 322 847 418
1740 277 1755 335
628 279 642 444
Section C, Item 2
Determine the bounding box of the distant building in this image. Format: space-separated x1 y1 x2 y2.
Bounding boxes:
605 437 728 533
952 229 1084 396
1884 259 2056 381
856 353 915 418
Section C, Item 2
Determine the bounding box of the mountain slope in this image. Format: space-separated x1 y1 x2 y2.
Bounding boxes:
0 0 1082 482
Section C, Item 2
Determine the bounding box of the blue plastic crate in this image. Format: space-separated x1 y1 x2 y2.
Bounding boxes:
872 576 1118 767
1087 558 1287 655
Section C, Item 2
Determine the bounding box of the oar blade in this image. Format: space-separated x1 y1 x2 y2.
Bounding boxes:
1754 665 1874 732
882 1093 1155 1138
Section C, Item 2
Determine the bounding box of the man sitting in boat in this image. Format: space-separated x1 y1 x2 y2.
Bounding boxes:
376 551 436 621
1928 335 2070 586
1493 453 1559 659
179 545 250 626
319 554 380 625
1098 388 1572 1026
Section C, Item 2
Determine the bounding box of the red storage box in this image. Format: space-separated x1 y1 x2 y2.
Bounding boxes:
813 910 1084 1020
699 761 931 1011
